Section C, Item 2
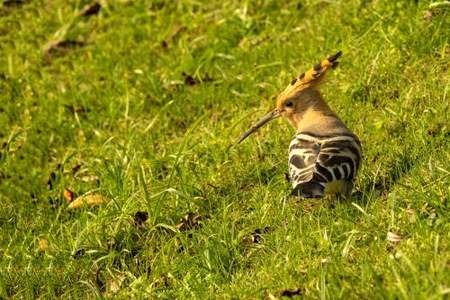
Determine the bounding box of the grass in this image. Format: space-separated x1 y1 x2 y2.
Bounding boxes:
0 0 449 298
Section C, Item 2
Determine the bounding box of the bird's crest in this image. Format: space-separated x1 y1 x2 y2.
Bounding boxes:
278 51 342 100
236 51 343 145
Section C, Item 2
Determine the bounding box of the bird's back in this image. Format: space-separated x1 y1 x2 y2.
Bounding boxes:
289 130 362 198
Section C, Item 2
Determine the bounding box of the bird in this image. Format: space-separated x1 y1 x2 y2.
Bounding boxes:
237 51 362 199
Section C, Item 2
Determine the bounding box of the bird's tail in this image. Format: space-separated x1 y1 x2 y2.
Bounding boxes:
291 182 325 198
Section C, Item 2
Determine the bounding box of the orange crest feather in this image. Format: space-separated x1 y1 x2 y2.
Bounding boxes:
278 51 342 100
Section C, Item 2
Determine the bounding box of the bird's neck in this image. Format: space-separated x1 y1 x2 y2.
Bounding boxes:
287 91 344 134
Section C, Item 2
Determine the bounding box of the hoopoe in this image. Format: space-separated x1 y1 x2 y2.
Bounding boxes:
238 51 362 199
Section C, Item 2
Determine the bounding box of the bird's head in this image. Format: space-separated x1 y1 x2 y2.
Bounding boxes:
237 51 341 144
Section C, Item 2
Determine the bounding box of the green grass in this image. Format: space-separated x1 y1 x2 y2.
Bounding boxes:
0 0 449 298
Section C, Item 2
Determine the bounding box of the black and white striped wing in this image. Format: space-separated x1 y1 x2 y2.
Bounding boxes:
288 133 362 189
288 135 321 186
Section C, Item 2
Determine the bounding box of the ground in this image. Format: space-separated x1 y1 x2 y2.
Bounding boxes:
0 0 449 298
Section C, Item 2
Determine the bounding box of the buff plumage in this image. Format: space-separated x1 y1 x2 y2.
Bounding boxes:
238 51 362 198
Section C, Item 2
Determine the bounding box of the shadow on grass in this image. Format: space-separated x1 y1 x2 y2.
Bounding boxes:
353 150 418 203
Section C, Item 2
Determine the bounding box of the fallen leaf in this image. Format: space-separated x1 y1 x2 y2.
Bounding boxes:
71 164 82 175
68 193 106 209
280 287 303 298
133 211 148 228
64 104 89 115
78 1 101 17
48 197 59 209
182 72 213 86
160 25 187 49
243 227 271 245
183 73 197 86
251 232 262 244
2 0 24 8
175 212 201 231
72 248 85 259
47 171 57 190
43 40 85 59
242 233 261 245
38 239 49 252
63 188 74 203
387 232 402 243
30 193 38 204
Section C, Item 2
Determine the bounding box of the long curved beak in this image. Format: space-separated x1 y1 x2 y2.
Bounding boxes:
237 109 281 144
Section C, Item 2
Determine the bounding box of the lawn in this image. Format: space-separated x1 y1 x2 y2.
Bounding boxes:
0 0 449 298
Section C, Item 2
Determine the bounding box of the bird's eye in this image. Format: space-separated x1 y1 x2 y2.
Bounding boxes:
284 101 294 108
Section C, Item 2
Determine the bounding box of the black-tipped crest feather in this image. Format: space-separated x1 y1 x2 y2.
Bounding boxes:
303 50 342 83
327 51 342 63
280 51 342 97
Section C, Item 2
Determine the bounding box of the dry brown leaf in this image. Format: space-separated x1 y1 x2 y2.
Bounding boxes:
38 239 49 252
280 287 303 298
160 25 187 50
175 212 201 231
68 193 106 209
63 188 74 203
243 227 271 245
2 0 24 8
387 232 402 243
47 171 57 190
71 164 82 175
43 40 85 57
133 211 148 228
78 1 101 17
72 248 86 259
